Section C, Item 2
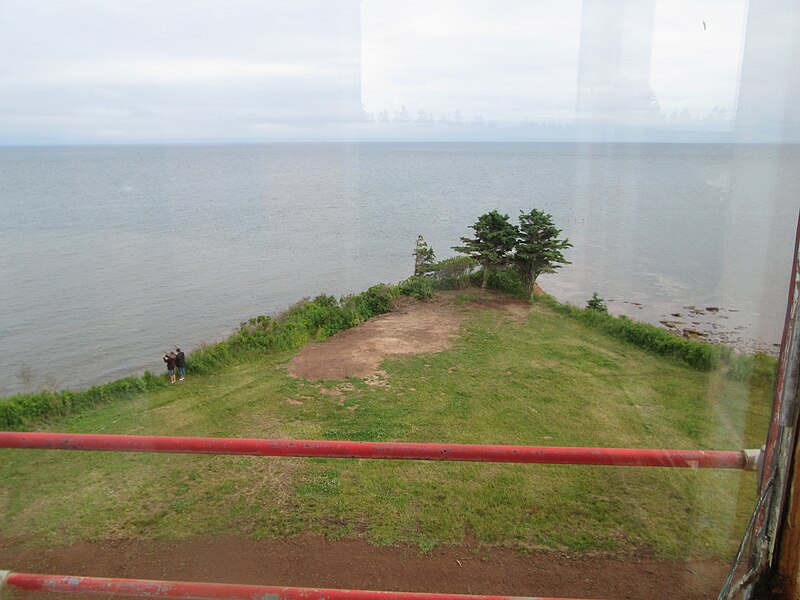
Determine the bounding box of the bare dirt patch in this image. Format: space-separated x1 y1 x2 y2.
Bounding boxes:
465 294 531 321
287 290 529 381
0 536 728 600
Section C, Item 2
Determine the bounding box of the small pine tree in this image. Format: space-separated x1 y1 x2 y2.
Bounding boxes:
586 292 608 313
413 235 436 276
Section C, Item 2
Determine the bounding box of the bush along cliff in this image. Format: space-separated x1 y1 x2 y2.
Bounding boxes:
0 284 398 430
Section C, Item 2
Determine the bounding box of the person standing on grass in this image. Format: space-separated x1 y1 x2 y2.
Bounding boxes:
163 351 176 384
175 347 186 381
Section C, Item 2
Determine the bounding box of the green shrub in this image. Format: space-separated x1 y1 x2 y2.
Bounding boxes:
726 353 754 382
356 284 398 315
399 276 434 300
427 256 477 289
490 270 527 298
726 352 777 386
586 292 608 313
1 284 400 430
225 284 398 358
0 374 167 431
751 353 778 386
469 269 527 299
537 293 722 371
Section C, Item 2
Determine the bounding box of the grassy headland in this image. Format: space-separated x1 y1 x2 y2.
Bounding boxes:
0 284 774 559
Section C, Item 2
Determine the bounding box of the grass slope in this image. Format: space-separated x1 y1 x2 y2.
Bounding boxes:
0 291 772 558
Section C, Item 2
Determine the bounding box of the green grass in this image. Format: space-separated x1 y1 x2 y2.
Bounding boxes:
0 294 772 559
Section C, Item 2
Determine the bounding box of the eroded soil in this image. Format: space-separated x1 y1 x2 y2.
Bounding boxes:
0 536 728 600
288 290 530 381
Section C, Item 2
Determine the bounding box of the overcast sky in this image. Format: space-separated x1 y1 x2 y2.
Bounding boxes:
0 0 798 144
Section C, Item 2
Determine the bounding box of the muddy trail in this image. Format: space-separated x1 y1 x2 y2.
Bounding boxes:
0 536 729 600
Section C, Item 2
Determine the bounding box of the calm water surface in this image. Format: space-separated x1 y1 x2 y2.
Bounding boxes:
1 143 798 395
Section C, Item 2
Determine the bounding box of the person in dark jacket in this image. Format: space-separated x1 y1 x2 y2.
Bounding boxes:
163 351 176 384
175 347 186 381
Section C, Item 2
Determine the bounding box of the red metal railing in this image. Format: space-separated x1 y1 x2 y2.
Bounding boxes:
0 432 762 600
0 431 756 469
1 571 599 600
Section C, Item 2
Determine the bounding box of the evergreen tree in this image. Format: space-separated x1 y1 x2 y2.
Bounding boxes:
586 292 608 313
453 210 518 288
514 209 572 299
413 235 436 276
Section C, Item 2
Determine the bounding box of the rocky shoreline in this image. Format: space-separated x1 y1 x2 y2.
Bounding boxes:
611 300 780 357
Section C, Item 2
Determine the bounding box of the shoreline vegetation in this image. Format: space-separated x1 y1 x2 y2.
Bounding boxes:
0 259 776 559
0 264 777 431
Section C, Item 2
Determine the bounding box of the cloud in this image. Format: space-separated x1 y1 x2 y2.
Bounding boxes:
0 0 797 143
9 59 330 87
0 0 363 142
362 0 584 122
650 0 747 118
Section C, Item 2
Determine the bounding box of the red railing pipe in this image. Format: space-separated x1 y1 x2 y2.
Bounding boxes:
2 571 599 600
0 432 752 469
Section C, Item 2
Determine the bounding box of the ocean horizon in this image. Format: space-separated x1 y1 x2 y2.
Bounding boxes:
1 142 798 396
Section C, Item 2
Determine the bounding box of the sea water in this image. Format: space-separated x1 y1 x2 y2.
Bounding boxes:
1 142 798 395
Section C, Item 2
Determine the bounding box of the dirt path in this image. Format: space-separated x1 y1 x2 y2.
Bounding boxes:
288 290 530 381
0 536 728 600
